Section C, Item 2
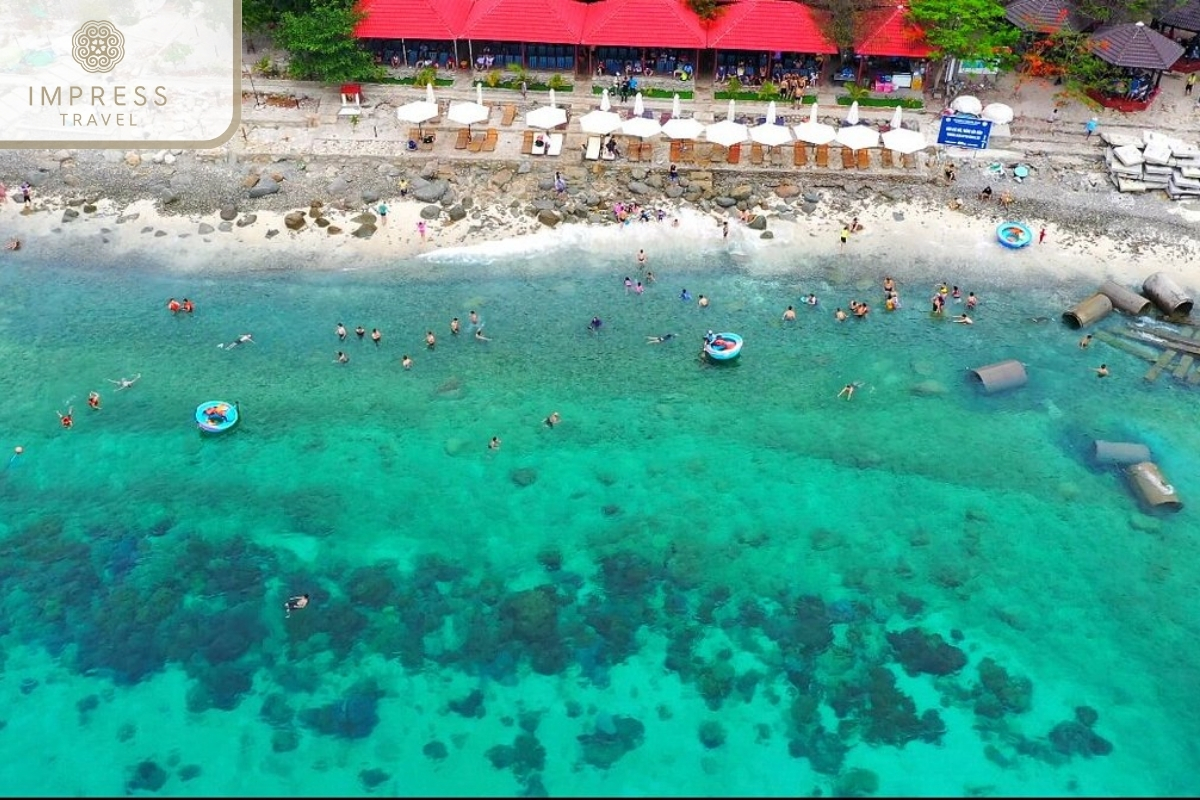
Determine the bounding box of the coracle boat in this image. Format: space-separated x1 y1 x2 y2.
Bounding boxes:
704 332 743 361
996 221 1032 249
196 400 239 434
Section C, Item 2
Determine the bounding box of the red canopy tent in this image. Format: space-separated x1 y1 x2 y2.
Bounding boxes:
581 0 706 48
461 0 588 44
355 0 470 40
854 5 934 58
706 0 837 54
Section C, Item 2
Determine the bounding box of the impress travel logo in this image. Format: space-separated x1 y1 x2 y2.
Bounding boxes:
1 0 240 148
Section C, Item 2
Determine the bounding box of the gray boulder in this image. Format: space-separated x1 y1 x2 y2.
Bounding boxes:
420 205 441 220
61 208 79 222
248 177 280 198
537 209 561 227
714 196 738 208
352 224 377 239
236 214 258 228
628 181 651 195
219 205 238 221
198 223 215 235
490 170 514 188
361 189 380 205
413 180 448 203
447 205 467 222
730 183 753 201
419 161 439 180
747 215 767 231
760 230 774 239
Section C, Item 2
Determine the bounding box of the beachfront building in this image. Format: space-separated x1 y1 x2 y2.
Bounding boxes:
847 4 934 92
1154 0 1200 70
355 0 924 86
705 0 837 91
1086 21 1185 111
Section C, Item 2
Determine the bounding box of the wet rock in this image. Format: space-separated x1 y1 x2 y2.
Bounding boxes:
284 211 306 231
973 657 1032 717
537 548 563 571
760 230 774 239
235 214 257 228
327 225 343 235
19 678 38 694
219 205 238 221
61 208 79 222
82 203 98 213
1075 705 1099 727
1049 719 1113 757
537 209 561 227
714 196 738 208
447 204 467 222
259 692 295 727
775 184 801 198
351 212 377 225
420 205 441 220
77 694 100 716
601 504 621 517
747 215 767 231
423 740 449 761
730 183 753 201
177 765 201 782
486 733 546 779
197 223 215 235
125 760 168 793
448 688 486 719
803 191 822 203
359 768 390 791
315 217 331 228
352 224 377 239
887 628 967 676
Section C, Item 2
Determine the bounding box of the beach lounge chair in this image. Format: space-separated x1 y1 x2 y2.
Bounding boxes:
670 141 682 163
521 130 535 155
482 128 498 152
584 135 602 161
501 104 516 126
727 144 741 165
816 144 829 167
419 133 435 151
770 147 784 167
880 148 894 168
455 129 470 150
750 143 765 165
902 152 916 170
856 149 871 169
681 142 696 164
547 133 564 156
468 134 485 153
840 147 855 169
794 142 807 166
640 142 654 162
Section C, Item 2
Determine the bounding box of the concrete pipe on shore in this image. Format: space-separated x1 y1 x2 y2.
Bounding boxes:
1062 293 1113 329
1125 461 1183 512
1098 281 1152 316
1142 272 1194 317
1093 440 1152 466
969 359 1028 394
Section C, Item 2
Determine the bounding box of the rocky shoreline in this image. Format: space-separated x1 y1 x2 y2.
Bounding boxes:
0 144 1196 264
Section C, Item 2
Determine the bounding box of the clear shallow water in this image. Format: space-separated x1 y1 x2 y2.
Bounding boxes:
1 245 1198 796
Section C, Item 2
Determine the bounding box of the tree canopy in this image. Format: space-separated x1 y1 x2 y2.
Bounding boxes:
908 0 1019 63
275 0 381 82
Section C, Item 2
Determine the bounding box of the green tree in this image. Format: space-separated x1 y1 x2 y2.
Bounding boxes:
809 0 878 51
276 0 381 82
1074 0 1171 24
242 0 311 34
908 0 1018 62
685 0 722 22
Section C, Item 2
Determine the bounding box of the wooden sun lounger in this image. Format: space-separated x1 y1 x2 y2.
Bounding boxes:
750 143 765 165
841 146 855 169
726 143 741 164
856 148 871 169
521 130 534 155
880 148 894 168
770 146 784 167
482 128 498 152
670 141 682 162
640 142 654 161
501 104 516 126
794 142 807 166
455 129 470 150
681 142 696 164
816 144 829 167
468 134 485 153
902 152 916 169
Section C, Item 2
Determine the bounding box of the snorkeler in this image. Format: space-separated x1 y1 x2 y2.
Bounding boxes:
588 317 603 333
284 594 309 618
219 334 254 349
108 374 141 390
646 333 677 344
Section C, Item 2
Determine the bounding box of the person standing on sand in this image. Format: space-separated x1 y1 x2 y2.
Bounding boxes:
1186 73 1196 96
377 202 388 225
417 220 427 242
1085 117 1098 140
840 226 849 249
1038 227 1047 244
1047 107 1059 125
398 178 409 198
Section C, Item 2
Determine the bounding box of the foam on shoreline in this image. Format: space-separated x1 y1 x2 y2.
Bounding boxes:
4 192 1198 295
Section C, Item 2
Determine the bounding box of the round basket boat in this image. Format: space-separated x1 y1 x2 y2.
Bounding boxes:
703 332 743 361
997 221 1032 249
196 400 239 434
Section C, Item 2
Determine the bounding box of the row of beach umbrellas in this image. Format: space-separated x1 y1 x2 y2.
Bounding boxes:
398 83 932 153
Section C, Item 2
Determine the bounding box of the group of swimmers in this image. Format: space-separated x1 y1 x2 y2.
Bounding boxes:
57 375 141 429
166 298 195 314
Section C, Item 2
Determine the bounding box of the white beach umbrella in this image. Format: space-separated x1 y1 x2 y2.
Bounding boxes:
845 100 860 125
671 94 681 118
881 104 928 154
527 88 567 131
793 101 836 145
705 100 748 148
750 100 793 147
580 89 622 135
621 93 661 139
448 83 489 134
951 95 983 116
835 124 880 151
982 102 1014 124
661 94 704 140
396 82 439 135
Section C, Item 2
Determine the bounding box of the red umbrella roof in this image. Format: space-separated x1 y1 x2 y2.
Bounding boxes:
462 0 588 44
1004 0 1085 34
1089 21 1185 70
355 0 471 40
707 0 837 53
582 0 706 48
854 5 934 58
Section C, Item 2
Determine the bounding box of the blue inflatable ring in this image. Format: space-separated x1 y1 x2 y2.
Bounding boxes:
997 221 1032 249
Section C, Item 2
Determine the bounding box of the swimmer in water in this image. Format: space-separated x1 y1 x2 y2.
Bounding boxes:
545 411 561 428
335 351 349 364
401 354 413 370
108 374 141 390
284 594 309 618
475 328 491 342
953 314 973 325
646 333 676 344
219 334 254 349
837 382 861 401
450 317 461 335
588 317 603 333
58 406 74 429
783 306 796 322
489 436 501 451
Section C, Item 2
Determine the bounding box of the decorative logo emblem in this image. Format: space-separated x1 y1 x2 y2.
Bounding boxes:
71 20 125 73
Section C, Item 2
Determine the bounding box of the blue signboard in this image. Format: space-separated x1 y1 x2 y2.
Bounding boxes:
937 116 993 150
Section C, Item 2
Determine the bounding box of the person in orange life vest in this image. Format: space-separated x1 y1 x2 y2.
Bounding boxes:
167 298 181 313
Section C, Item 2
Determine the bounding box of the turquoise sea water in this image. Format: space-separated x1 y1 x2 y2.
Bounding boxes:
1 241 1198 796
